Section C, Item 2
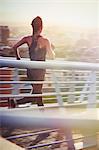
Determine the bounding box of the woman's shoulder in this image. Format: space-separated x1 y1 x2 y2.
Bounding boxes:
39 36 50 44
23 35 32 40
38 36 50 47
40 36 55 49
21 36 32 45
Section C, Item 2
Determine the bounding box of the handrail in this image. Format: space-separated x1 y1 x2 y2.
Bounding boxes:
1 59 99 70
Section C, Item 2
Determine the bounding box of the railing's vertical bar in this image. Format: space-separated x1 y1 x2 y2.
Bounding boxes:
87 71 96 108
68 71 75 103
96 71 99 102
12 68 20 97
64 128 76 150
79 72 90 103
52 70 63 106
83 71 97 148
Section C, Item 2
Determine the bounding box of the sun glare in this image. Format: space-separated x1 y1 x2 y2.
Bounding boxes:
0 0 98 28
43 1 98 28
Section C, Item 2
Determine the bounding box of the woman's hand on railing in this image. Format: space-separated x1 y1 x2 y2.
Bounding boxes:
12 46 21 60
16 55 21 60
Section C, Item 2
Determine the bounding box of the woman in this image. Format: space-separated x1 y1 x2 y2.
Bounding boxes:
13 16 55 106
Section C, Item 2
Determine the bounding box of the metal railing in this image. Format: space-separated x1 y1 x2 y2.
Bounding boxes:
0 58 99 149
0 58 99 108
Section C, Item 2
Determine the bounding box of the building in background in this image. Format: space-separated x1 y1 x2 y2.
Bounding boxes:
0 26 10 46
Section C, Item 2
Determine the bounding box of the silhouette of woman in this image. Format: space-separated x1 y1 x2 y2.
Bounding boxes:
13 16 55 106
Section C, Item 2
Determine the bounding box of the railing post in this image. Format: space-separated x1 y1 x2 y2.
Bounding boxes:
64 128 75 150
12 68 20 104
52 70 63 106
12 68 20 95
68 71 75 103
87 71 96 108
83 71 97 148
79 72 91 103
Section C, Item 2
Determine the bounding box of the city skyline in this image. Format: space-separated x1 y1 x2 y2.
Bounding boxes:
0 0 99 28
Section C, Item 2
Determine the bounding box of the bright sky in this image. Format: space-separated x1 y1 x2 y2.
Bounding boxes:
0 0 99 28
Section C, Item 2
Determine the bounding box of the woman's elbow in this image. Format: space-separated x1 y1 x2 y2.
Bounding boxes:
52 53 55 59
50 52 55 60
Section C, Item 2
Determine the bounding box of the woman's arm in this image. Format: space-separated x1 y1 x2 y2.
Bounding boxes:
13 37 27 60
46 39 55 59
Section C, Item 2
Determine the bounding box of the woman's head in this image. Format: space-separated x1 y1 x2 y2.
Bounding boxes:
31 16 43 34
